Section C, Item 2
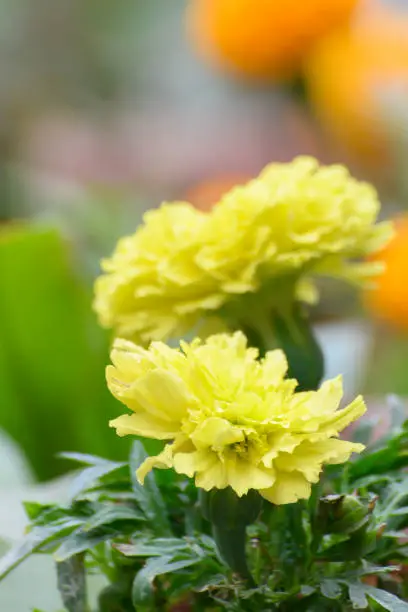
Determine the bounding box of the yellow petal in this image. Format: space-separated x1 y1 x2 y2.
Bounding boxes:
194 458 229 491
136 445 174 483
190 417 244 450
129 369 192 421
261 350 288 386
274 438 364 483
137 435 190 483
109 413 178 439
317 396 367 437
260 471 312 505
225 458 275 497
173 449 218 478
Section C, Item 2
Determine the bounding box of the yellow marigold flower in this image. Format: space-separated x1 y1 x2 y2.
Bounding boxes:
94 157 392 343
94 202 213 342
108 332 366 505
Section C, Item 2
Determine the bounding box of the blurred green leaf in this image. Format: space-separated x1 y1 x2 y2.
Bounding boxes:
83 504 146 531
67 462 126 500
363 585 408 611
319 580 342 600
0 225 129 480
129 441 171 536
54 532 110 563
343 581 408 611
346 582 368 609
0 520 81 580
116 537 195 558
59 452 125 467
131 555 202 610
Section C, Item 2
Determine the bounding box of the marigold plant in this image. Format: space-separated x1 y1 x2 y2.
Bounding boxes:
94 157 392 345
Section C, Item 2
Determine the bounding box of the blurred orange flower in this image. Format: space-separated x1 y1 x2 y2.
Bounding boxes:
185 175 250 211
365 216 408 331
305 2 408 169
187 0 359 80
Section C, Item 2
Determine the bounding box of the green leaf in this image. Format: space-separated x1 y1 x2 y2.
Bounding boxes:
347 583 368 609
83 504 146 531
115 537 194 558
364 585 408 611
390 507 408 516
0 226 128 481
23 501 54 522
59 452 125 467
0 520 81 580
56 554 87 612
67 462 125 500
301 586 316 597
320 580 342 600
131 555 202 609
54 531 111 562
129 441 171 536
343 581 408 611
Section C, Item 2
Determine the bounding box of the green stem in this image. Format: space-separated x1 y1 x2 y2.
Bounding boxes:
272 301 324 391
199 488 262 586
212 524 255 586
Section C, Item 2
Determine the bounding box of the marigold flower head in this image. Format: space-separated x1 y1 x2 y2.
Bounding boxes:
94 157 392 344
365 215 408 331
187 0 359 80
108 331 365 505
305 3 408 169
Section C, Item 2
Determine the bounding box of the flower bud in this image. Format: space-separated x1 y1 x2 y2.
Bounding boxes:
317 494 373 535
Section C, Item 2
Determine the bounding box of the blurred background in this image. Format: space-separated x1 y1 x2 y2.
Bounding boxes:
2 0 408 499
3 0 408 607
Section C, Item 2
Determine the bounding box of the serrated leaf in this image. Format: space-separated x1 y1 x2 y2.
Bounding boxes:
116 538 193 558
0 521 80 580
67 462 125 500
132 555 202 608
347 583 368 609
320 580 342 600
23 501 54 521
356 564 399 577
54 531 110 562
364 585 408 611
129 441 170 536
83 504 146 531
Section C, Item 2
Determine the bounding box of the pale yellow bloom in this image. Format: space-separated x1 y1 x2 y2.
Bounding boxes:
95 157 392 343
108 332 365 505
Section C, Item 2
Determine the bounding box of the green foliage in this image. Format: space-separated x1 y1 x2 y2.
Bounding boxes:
3 418 408 611
0 225 130 480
